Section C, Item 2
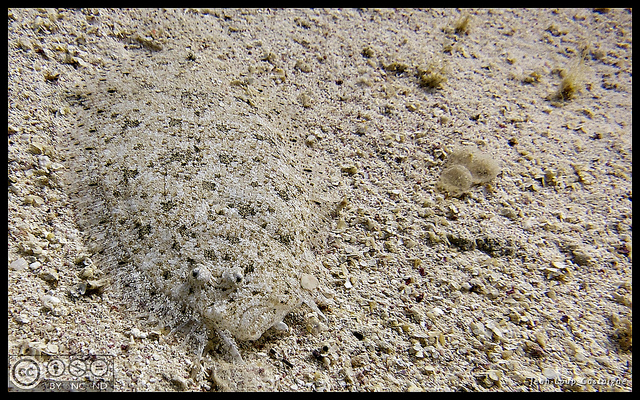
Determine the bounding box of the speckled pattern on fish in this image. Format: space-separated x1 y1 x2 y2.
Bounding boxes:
63 52 335 359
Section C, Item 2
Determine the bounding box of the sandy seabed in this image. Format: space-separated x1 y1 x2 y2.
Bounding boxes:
8 8 632 391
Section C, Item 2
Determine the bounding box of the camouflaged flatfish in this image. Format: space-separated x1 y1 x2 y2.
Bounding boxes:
63 51 335 360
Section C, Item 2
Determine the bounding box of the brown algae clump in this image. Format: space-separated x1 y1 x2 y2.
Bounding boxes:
550 45 589 102
439 165 473 196
438 146 500 196
417 58 447 90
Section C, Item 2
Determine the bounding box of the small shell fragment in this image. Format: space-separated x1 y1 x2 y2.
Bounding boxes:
69 282 87 297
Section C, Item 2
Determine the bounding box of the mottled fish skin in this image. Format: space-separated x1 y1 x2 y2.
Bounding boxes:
63 52 333 351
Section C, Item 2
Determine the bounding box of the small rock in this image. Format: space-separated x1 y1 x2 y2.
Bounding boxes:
410 340 424 358
16 38 32 51
341 165 358 175
406 383 423 392
361 46 374 58
470 322 488 340
37 155 52 170
41 294 61 310
403 237 417 248
499 207 519 220
300 273 319 290
572 248 593 266
432 307 445 317
74 255 93 266
169 375 188 391
594 356 612 368
132 33 163 51
350 354 370 368
272 321 289 332
79 266 95 279
130 327 148 339
15 312 31 324
542 367 559 380
38 269 59 283
43 70 60 81
147 330 162 340
29 261 42 270
294 60 312 73
49 162 64 171
45 343 59 355
522 217 536 231
24 194 45 207
573 351 587 362
524 340 546 358
306 314 326 334
28 142 47 155
487 369 502 382
485 319 503 341
298 93 312 108
421 365 436 375
305 134 317 147
10 258 29 271
86 278 108 294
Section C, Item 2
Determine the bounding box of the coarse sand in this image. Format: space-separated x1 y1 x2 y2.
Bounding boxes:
8 8 631 391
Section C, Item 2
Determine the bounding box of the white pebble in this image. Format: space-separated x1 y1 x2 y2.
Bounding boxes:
300 273 319 290
542 367 560 380
130 327 148 339
10 258 28 271
432 307 445 316
41 294 61 310
272 321 289 332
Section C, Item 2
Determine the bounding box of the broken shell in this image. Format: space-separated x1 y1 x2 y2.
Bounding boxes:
69 282 87 297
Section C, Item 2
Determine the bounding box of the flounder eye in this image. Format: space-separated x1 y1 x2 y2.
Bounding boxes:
190 266 211 286
221 267 244 289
